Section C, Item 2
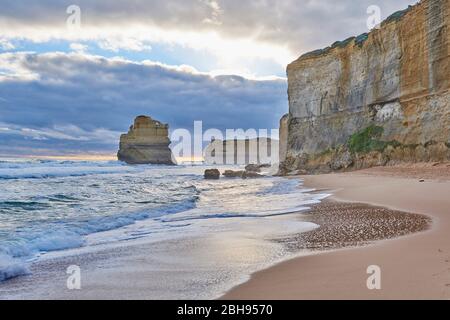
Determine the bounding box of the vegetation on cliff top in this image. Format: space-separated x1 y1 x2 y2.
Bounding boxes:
384 6 414 24
295 3 415 62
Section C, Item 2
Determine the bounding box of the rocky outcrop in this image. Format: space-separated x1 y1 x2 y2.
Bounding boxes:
280 0 449 175
242 171 264 179
223 170 245 178
204 166 269 179
118 116 175 165
245 163 271 172
204 169 221 180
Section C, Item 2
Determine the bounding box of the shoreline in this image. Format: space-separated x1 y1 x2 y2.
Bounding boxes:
0 170 327 300
222 165 450 300
1 164 449 299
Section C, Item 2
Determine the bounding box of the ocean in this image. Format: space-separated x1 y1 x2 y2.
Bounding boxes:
0 159 329 299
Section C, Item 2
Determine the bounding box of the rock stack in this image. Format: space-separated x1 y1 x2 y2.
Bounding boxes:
117 116 175 165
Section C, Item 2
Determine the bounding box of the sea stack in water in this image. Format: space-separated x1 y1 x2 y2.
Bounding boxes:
118 116 175 165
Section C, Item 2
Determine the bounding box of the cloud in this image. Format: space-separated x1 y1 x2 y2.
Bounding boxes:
0 0 418 67
98 38 152 52
0 122 120 142
70 43 88 53
0 38 15 51
201 0 223 25
0 52 287 155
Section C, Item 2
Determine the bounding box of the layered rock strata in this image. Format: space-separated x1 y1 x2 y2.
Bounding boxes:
280 0 449 174
118 116 175 165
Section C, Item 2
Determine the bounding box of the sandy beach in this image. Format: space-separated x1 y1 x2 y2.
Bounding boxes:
1 163 449 300
223 164 450 300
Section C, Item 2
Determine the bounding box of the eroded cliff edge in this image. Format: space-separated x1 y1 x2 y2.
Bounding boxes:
280 0 449 175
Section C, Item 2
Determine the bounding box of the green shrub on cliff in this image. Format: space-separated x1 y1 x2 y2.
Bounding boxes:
348 125 390 154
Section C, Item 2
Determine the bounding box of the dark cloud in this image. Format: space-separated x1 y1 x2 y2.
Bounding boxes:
0 0 418 55
0 52 287 155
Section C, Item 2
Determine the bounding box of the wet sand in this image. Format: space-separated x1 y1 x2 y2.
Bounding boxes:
223 164 450 300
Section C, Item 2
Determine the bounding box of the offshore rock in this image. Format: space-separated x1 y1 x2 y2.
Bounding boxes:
118 116 175 165
223 170 245 178
204 169 221 180
245 164 271 172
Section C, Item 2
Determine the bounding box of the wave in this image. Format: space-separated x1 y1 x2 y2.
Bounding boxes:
0 165 139 180
0 201 51 210
158 202 321 224
0 199 197 281
0 163 329 285
0 254 30 282
0 159 146 179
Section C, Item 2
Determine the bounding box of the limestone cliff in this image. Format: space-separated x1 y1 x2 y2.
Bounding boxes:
280 0 449 175
118 116 175 165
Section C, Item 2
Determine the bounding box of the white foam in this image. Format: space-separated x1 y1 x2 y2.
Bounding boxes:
0 162 330 285
0 200 197 278
0 253 29 282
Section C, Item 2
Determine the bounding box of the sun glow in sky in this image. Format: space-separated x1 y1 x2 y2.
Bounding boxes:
0 0 418 157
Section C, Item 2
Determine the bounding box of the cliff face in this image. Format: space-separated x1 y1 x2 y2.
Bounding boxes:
280 0 449 174
118 116 175 165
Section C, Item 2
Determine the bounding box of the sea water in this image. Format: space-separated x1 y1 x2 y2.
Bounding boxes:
0 159 329 298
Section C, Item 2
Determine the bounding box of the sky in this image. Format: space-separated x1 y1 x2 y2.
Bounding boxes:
0 0 418 157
